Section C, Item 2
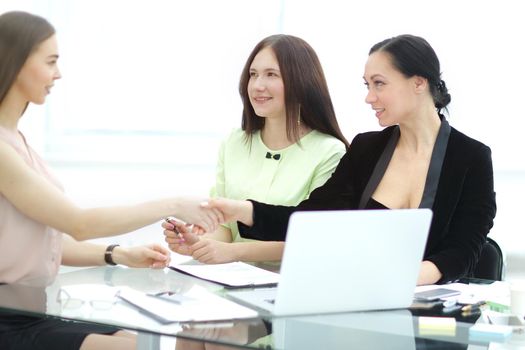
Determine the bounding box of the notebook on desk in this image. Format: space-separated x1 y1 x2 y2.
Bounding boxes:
227 209 432 316
170 261 280 288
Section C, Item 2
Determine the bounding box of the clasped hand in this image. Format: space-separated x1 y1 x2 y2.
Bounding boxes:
172 197 227 233
178 198 253 234
166 197 247 235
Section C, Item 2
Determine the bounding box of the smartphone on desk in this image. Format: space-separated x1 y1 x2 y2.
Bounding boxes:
414 288 461 301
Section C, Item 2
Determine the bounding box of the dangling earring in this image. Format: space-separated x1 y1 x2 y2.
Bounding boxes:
297 105 301 126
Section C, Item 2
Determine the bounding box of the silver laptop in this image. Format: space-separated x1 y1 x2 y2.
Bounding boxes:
227 209 432 316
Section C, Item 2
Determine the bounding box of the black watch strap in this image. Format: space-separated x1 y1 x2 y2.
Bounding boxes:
104 244 120 266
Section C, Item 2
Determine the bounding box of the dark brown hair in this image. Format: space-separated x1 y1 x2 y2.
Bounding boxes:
369 34 451 114
0 11 55 105
239 34 349 148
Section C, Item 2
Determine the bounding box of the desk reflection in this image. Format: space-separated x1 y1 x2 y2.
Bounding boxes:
170 309 481 350
272 310 416 349
0 269 496 349
175 320 269 350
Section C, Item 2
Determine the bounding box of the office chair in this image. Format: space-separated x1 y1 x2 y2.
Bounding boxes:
473 237 504 281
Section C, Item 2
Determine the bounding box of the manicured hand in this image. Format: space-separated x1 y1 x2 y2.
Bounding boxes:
174 197 225 232
162 219 198 256
203 198 254 226
188 238 238 264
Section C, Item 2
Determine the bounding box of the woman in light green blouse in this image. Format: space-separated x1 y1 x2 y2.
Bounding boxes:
163 34 349 263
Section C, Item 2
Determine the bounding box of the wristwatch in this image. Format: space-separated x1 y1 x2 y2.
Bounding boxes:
104 244 120 266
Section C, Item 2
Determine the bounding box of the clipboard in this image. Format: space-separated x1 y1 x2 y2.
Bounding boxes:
169 261 280 289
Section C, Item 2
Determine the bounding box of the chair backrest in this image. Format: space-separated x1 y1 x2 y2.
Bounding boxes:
473 237 504 281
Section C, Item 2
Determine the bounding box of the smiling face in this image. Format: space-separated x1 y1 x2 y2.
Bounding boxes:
13 35 61 105
363 51 420 127
247 47 286 121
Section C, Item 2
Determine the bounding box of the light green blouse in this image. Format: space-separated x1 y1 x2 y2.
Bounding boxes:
210 128 346 242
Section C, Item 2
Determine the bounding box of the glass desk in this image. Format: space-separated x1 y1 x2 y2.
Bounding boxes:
1 266 524 349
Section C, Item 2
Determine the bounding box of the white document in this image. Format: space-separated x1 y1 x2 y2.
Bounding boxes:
117 285 258 324
170 261 280 288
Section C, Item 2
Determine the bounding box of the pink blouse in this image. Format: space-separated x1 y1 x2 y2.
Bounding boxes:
0 126 63 285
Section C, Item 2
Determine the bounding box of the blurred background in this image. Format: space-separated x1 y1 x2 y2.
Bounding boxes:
2 0 524 279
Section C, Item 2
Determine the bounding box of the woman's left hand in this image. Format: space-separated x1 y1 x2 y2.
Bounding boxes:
113 243 171 269
188 237 238 264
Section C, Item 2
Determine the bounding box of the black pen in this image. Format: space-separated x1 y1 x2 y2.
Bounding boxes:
147 291 181 305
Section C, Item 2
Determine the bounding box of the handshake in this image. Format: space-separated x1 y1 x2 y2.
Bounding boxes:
160 197 254 264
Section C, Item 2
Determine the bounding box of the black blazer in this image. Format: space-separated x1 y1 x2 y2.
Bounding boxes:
240 126 497 283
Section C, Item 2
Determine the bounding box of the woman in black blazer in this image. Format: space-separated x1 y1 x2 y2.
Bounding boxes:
199 35 497 285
